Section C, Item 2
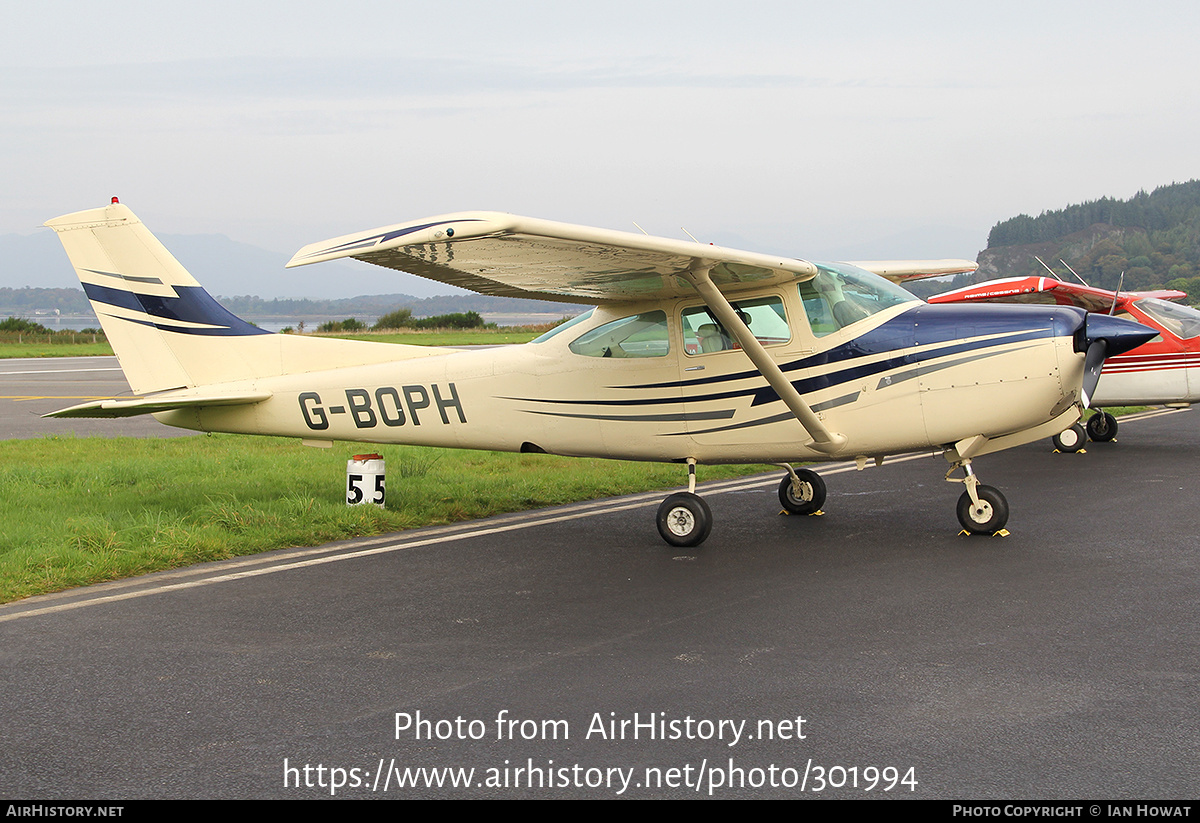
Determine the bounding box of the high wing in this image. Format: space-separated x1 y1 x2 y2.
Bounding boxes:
846 259 978 282
930 276 1187 314
287 211 819 303
286 211 977 298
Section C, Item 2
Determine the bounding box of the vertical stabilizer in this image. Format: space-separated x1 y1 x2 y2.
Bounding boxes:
45 201 450 397
44 202 269 394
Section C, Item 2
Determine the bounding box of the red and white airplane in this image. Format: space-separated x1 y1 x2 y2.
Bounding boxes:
929 275 1200 451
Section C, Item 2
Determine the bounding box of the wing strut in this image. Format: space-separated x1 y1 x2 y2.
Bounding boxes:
686 261 847 454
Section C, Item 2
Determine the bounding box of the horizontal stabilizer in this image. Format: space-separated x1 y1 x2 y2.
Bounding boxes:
46 390 272 419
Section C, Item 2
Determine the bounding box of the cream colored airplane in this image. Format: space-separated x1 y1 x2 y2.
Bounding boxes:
44 200 1155 546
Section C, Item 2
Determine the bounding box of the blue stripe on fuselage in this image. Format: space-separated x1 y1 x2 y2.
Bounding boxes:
512 303 1086 409
627 303 1087 391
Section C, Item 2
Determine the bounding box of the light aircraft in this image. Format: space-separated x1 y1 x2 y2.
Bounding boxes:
929 275 1200 451
44 201 1156 546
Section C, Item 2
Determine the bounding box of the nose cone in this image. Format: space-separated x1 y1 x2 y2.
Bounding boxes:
1078 313 1158 357
1076 313 1158 408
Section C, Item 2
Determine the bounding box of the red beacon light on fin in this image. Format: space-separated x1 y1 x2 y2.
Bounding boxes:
111 196 119 204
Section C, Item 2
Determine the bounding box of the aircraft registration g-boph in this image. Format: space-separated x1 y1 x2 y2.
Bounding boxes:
45 201 1156 546
929 275 1200 451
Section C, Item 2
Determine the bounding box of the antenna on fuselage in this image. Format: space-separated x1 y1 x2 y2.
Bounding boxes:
681 227 701 244
632 222 650 236
1059 259 1091 287
1035 256 1061 279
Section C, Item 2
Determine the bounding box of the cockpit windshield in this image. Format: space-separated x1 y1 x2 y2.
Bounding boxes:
799 262 920 337
1135 298 1200 340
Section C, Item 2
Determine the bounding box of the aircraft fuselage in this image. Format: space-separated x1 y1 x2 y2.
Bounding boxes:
157 295 1090 465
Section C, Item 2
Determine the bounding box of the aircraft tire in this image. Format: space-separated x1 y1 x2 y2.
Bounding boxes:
778 470 827 515
656 492 712 548
1086 412 1118 442
956 485 1009 534
1051 423 1087 453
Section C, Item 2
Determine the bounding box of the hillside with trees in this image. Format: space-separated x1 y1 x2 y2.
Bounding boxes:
923 181 1200 304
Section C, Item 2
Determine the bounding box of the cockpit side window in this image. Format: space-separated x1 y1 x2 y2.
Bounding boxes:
681 296 789 355
568 310 670 358
800 262 919 337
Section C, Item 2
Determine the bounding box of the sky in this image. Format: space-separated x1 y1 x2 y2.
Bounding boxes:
3 0 1199 290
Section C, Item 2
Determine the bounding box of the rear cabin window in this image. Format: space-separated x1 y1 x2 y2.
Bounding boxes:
531 308 595 343
568 311 670 358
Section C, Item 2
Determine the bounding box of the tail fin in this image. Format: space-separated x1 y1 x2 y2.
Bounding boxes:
46 201 442 396
45 201 269 393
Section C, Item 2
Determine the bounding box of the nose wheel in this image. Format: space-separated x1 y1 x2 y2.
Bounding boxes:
1086 410 1118 442
947 457 1010 535
956 485 1009 534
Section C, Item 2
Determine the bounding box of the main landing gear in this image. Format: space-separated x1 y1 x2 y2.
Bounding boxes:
654 455 1012 547
777 467 826 515
656 492 712 548
655 458 713 547
655 462 831 548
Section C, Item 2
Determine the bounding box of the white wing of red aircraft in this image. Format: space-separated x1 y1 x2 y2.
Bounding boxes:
45 202 1155 545
930 275 1198 450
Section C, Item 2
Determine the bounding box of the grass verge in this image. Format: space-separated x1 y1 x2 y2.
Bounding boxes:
0 434 769 604
0 339 115 358
0 327 545 358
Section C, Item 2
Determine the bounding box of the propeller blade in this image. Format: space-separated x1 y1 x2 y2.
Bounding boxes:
1081 339 1107 409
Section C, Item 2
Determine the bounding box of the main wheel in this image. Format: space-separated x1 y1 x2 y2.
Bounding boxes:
1052 423 1087 453
778 470 827 515
956 485 1009 534
656 492 713 547
1086 411 1118 442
